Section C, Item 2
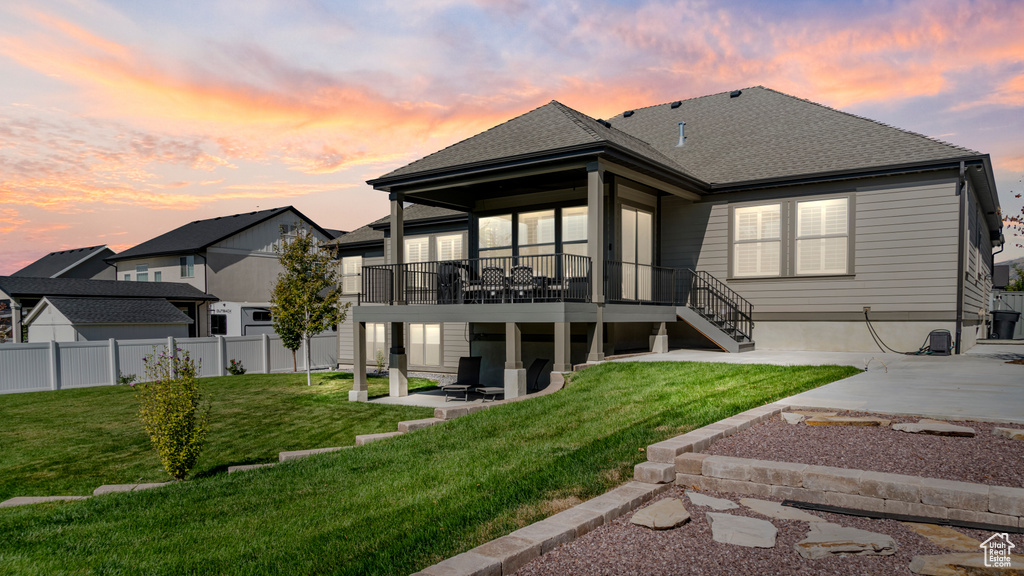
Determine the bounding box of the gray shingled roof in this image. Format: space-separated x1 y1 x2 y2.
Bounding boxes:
108 206 333 262
0 276 216 300
13 245 114 278
373 101 692 182
610 87 979 187
40 297 192 325
371 87 980 189
328 204 466 247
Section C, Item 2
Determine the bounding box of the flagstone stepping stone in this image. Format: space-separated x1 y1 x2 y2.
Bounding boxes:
791 411 837 418
794 522 897 559
93 482 171 495
739 498 824 522
706 512 777 548
993 427 1024 441
909 552 1024 575
630 498 691 530
892 422 975 437
0 496 88 508
685 490 738 510
901 522 981 552
781 413 805 425
805 416 890 427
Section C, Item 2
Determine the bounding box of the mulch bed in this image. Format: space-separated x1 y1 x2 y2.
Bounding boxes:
515 486 995 576
703 412 1024 487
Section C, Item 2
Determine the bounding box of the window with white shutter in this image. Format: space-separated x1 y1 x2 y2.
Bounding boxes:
341 256 362 295
732 204 781 277
436 234 463 261
795 198 849 275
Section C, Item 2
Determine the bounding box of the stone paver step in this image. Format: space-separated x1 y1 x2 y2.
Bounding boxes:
278 446 349 462
227 463 277 474
0 496 88 508
354 431 403 446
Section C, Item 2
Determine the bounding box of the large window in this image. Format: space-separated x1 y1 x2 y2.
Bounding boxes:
366 323 387 363
135 264 149 282
518 210 555 256
733 204 781 278
404 237 429 264
408 323 441 367
795 198 849 276
562 206 588 257
341 256 362 295
478 214 513 259
436 234 463 261
731 197 850 278
180 255 195 278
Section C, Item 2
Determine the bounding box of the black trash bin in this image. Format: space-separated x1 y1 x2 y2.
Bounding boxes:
991 310 1021 340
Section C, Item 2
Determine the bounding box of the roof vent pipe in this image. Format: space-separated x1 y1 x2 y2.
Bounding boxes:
676 121 686 147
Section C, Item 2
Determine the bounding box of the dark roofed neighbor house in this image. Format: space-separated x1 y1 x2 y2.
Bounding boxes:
12 245 116 281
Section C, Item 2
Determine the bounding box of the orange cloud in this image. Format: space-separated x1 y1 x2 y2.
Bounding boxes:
0 208 28 234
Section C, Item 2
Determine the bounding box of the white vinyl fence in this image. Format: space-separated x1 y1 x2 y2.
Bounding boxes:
0 333 338 395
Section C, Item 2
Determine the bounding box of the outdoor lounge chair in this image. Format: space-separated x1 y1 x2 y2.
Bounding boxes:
440 356 482 401
526 357 549 393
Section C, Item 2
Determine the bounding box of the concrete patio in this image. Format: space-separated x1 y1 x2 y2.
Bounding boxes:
613 342 1024 424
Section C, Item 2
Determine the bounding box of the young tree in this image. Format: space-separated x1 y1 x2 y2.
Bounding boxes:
270 223 350 385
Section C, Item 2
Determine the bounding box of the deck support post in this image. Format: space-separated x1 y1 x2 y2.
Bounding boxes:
504 322 526 398
587 307 605 362
350 321 368 402
389 322 408 397
390 194 405 305
587 164 605 305
650 322 669 354
554 322 572 372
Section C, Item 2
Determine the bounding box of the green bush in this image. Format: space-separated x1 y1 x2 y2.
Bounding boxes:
134 347 209 481
227 359 246 375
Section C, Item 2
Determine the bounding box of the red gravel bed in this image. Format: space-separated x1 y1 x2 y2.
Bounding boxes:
515 486 995 576
705 412 1024 487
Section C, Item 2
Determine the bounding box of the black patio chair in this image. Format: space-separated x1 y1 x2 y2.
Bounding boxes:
526 357 550 393
436 261 463 304
481 266 507 303
440 356 482 402
509 265 535 302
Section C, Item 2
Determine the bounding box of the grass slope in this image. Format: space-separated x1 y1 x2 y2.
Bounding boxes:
0 373 437 499
0 362 859 576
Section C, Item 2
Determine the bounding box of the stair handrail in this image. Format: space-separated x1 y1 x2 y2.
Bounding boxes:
678 268 754 342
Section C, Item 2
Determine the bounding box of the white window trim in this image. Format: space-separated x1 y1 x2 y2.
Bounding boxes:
728 194 855 280
407 322 442 368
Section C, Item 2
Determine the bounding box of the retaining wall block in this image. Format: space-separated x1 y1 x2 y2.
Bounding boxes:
919 478 990 512
509 520 577 555
546 507 605 538
354 431 403 447
674 473 717 491
674 453 709 476
713 479 772 498
634 461 676 484
770 485 828 505
398 418 443 433
883 499 948 520
748 460 807 488
802 465 863 494
947 508 1019 530
989 486 1024 517
418 551 501 576
472 535 542 576
824 492 886 513
701 456 752 481
858 471 922 503
646 439 693 464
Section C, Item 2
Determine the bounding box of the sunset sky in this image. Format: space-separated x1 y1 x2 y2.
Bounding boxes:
1 0 1022 274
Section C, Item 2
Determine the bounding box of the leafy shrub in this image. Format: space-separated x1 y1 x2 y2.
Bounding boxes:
228 359 246 375
134 347 209 481
374 348 386 376
117 372 137 386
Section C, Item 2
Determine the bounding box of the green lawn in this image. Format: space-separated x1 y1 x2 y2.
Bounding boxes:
0 362 859 576
0 372 437 500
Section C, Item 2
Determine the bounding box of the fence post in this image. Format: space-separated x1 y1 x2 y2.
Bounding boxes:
167 336 176 378
217 335 227 376
109 338 120 386
49 340 61 391
262 333 271 374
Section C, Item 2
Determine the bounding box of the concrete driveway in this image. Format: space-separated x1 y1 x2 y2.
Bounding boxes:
615 343 1024 424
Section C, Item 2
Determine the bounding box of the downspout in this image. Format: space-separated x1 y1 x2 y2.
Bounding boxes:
954 161 966 354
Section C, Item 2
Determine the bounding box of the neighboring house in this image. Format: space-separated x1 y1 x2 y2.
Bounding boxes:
12 245 116 280
347 86 1003 400
0 276 216 343
23 296 193 342
106 206 335 337
326 204 471 374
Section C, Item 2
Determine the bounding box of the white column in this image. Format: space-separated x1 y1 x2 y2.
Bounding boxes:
587 307 605 362
261 333 271 373
108 338 119 386
553 322 572 372
48 340 60 390
12 302 22 343
504 322 526 398
350 321 368 402
650 322 669 354
587 165 605 304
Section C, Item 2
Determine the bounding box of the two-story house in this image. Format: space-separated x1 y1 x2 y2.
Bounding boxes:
107 206 339 337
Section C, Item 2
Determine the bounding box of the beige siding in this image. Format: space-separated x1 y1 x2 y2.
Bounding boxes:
213 211 331 254
115 254 206 291
443 322 470 366
663 178 962 314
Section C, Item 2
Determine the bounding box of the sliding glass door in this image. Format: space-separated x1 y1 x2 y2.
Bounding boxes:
621 206 653 301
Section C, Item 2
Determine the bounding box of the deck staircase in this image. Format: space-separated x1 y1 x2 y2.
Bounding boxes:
676 269 755 353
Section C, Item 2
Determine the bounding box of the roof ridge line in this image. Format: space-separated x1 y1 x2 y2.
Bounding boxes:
759 87 980 156
549 101 604 142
